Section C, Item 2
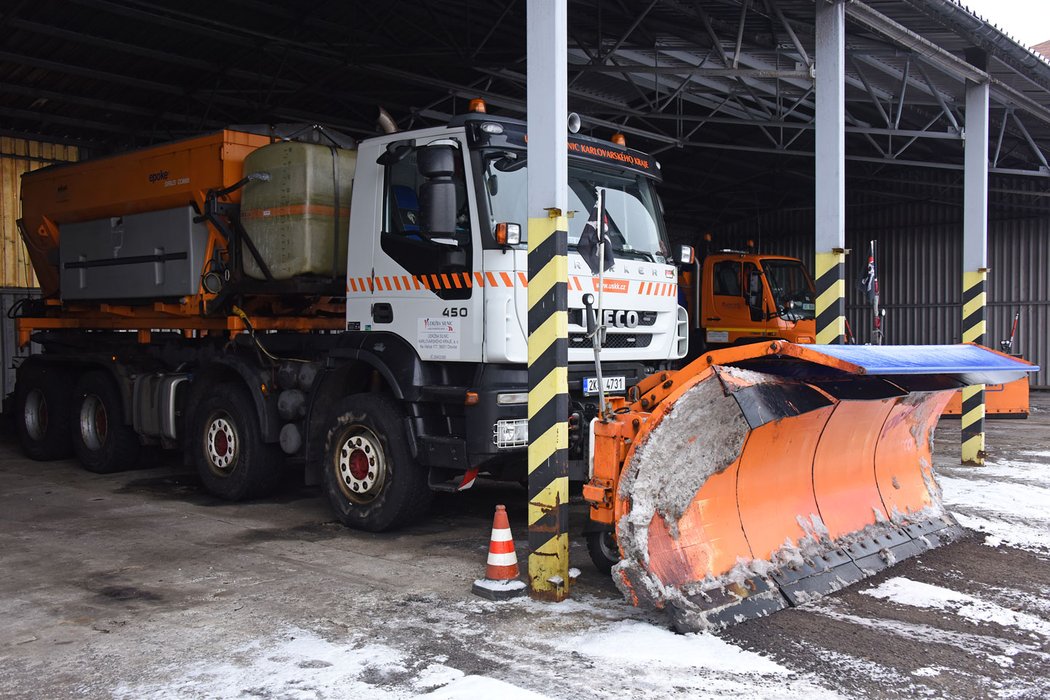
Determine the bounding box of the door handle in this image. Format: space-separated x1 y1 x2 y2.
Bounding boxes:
706 317 721 321
371 303 393 324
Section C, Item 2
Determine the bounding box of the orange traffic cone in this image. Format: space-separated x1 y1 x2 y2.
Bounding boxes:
472 504 527 600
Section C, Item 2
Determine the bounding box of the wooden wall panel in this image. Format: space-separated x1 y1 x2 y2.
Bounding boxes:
0 138 78 288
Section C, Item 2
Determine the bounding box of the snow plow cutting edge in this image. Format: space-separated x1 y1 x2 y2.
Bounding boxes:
582 341 1037 631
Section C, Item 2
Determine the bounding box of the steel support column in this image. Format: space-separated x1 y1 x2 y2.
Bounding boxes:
814 0 846 344
526 0 570 600
961 77 990 465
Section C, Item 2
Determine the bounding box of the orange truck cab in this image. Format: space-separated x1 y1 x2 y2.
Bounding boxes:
681 251 817 354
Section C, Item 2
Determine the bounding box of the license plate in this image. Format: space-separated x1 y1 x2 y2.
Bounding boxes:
584 376 626 395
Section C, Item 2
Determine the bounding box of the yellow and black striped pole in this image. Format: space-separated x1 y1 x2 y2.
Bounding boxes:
815 250 847 344
961 75 989 466
814 1 846 345
525 0 570 601
961 270 987 465
526 211 570 600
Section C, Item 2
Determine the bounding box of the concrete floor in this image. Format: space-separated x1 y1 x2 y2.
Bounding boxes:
1 394 1048 699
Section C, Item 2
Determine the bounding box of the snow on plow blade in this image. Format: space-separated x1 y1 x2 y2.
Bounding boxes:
598 342 1037 632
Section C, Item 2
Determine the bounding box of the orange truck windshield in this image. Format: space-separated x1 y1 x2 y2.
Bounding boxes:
763 260 816 319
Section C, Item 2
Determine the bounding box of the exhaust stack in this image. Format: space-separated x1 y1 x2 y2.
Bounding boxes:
377 107 399 134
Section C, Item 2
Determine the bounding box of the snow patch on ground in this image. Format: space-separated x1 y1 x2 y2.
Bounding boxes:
949 459 1050 487
940 476 1050 523
553 619 838 698
412 664 467 692
417 675 550 699
803 647 904 686
862 577 1050 638
911 666 943 677
517 593 647 620
472 578 526 592
940 451 1050 554
952 512 1050 553
557 619 788 674
113 627 410 699
811 599 1050 664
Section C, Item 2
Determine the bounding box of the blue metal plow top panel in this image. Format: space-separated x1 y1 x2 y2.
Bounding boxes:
810 344 1039 375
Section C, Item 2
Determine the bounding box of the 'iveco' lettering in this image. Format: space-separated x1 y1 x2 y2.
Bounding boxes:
603 309 640 328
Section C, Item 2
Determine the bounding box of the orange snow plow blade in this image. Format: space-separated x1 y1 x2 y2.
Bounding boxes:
587 342 1037 631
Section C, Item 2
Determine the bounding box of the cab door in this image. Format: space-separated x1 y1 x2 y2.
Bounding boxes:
704 258 746 343
369 132 483 362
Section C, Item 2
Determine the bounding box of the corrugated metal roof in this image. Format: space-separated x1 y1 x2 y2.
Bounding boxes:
0 0 1047 226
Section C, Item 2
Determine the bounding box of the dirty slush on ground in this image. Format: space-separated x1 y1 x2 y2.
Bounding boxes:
1 396 1048 699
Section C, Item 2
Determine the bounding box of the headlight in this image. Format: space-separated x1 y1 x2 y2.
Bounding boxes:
496 392 528 405
493 419 528 448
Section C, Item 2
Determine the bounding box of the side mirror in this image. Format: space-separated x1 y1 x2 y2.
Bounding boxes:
418 145 455 178
418 145 457 235
747 270 763 308
678 245 694 265
421 183 456 235
494 153 526 172
376 140 413 166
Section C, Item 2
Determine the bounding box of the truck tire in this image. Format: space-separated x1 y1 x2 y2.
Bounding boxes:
586 530 621 575
71 371 141 473
192 383 282 501
323 394 431 532
14 363 74 461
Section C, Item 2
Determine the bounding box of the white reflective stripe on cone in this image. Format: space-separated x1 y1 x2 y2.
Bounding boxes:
490 528 513 542
486 552 518 566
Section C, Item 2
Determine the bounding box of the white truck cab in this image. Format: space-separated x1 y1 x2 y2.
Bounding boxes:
343 114 686 480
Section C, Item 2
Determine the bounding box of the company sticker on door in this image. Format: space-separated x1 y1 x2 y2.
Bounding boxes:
418 318 461 360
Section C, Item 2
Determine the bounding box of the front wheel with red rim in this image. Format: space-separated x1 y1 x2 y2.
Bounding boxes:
71 371 140 474
192 383 282 501
323 394 430 532
334 426 388 504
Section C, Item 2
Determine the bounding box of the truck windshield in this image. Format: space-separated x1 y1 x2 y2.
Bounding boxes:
763 260 816 318
481 151 671 263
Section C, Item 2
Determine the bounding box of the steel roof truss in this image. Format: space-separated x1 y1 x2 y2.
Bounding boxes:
765 0 811 68
914 61 960 132
1009 112 1050 172
849 55 892 127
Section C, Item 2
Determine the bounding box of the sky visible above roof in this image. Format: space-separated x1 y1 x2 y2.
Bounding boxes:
954 0 1050 48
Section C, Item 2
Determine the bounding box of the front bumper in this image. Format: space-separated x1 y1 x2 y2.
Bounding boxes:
464 361 663 460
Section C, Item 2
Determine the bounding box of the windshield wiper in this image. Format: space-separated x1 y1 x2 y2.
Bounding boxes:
613 247 655 262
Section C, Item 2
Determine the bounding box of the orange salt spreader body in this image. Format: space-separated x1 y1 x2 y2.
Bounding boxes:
582 341 1037 631
19 130 273 299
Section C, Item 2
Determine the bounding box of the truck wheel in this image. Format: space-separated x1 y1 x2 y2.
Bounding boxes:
587 530 621 575
71 371 141 473
323 394 431 532
192 383 282 501
14 364 74 461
